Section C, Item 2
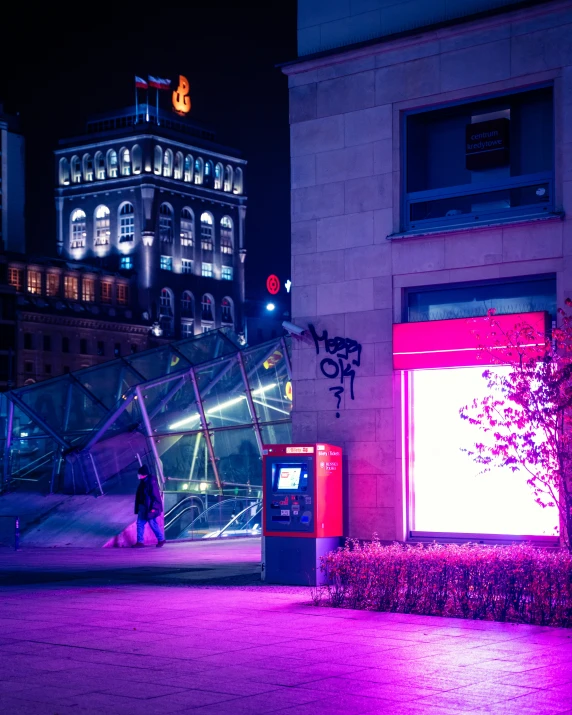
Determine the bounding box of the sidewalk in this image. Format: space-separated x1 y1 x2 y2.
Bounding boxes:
1 540 572 714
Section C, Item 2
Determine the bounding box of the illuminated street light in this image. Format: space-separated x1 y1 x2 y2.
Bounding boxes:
266 302 276 312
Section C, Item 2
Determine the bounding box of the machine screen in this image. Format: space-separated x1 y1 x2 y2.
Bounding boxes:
277 467 301 490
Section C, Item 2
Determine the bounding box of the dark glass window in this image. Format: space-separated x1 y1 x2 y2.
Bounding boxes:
43 335 51 352
24 361 33 373
114 343 121 357
44 364 52 375
24 333 33 350
130 344 138 354
97 341 105 356
62 336 70 353
80 338 88 354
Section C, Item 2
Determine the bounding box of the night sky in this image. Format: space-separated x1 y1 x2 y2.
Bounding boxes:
0 3 297 302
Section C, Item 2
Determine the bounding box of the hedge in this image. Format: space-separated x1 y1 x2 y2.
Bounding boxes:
316 540 572 627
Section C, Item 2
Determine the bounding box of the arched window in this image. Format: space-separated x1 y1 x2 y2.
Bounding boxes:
220 216 233 255
221 297 233 325
233 167 243 195
223 165 233 192
159 203 173 243
200 212 213 251
94 151 105 180
132 145 142 174
82 154 94 181
94 205 111 246
181 290 194 316
204 160 214 187
59 158 70 186
174 152 184 180
194 157 204 185
159 288 174 335
214 163 223 190
71 156 81 184
107 149 118 178
163 148 173 177
201 294 214 322
119 203 135 242
180 208 194 247
70 209 86 249
120 147 131 176
154 145 163 175
184 154 193 182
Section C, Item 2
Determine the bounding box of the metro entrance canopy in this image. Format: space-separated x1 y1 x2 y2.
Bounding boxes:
0 329 292 498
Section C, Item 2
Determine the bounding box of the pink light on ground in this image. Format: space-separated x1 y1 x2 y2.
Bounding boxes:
410 366 558 537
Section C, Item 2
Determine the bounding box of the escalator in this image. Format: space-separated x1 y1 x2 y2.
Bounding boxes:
164 496 261 541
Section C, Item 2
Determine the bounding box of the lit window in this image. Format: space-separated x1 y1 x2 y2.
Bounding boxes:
117 284 128 304
100 282 112 303
83 154 94 181
120 256 133 271
180 208 193 247
8 267 22 289
201 294 214 321
160 289 174 336
107 149 118 178
154 145 163 175
223 165 233 192
71 156 81 183
46 274 59 296
181 290 194 315
132 145 142 174
27 270 42 294
159 204 173 242
233 167 243 195
202 262 213 278
220 216 233 254
200 212 213 251
221 266 233 281
204 160 214 187
119 203 135 242
70 209 87 249
181 321 194 338
214 162 223 190
95 151 105 180
94 205 111 246
184 154 193 182
64 275 79 300
221 297 233 324
174 152 184 179
181 259 193 274
82 279 95 302
59 158 70 186
194 157 204 185
160 255 173 271
163 149 173 177
120 147 131 176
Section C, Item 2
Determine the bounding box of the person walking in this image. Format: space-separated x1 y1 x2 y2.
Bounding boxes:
133 465 166 548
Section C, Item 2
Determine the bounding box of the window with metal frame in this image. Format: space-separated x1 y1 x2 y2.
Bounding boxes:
64 275 79 300
27 270 42 294
220 216 233 254
180 208 194 247
82 278 95 302
200 212 213 251
160 255 173 271
404 86 554 233
119 203 135 242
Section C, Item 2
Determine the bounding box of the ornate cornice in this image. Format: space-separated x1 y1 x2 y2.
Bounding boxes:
19 311 150 335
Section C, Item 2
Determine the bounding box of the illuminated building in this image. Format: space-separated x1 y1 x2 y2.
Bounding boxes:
55 102 246 340
284 0 570 544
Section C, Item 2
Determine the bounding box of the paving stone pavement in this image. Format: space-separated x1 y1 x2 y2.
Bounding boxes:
1 540 572 714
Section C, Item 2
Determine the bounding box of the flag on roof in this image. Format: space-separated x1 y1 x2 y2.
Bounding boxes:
148 76 171 90
135 76 148 89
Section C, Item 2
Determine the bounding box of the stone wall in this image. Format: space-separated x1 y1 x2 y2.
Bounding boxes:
286 0 572 540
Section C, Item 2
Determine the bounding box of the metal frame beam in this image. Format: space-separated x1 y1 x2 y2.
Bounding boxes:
236 351 264 455
2 400 14 489
7 394 70 450
136 385 165 487
189 367 222 491
83 392 136 451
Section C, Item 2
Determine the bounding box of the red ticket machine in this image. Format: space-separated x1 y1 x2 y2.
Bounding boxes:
262 443 343 585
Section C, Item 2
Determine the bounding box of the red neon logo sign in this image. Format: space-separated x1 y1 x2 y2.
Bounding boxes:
266 275 280 295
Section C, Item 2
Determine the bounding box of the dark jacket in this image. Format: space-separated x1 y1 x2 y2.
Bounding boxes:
134 475 163 520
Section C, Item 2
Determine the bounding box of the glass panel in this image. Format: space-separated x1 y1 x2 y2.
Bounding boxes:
407 275 556 322
76 361 144 410
410 183 551 225
195 358 253 428
125 346 190 381
175 330 239 366
157 431 218 489
9 436 60 488
260 422 292 446
243 343 292 422
213 426 261 493
86 395 144 445
145 375 200 435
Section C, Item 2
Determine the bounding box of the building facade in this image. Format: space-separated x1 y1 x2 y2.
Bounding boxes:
0 106 25 254
285 0 572 542
55 104 246 341
1 253 164 387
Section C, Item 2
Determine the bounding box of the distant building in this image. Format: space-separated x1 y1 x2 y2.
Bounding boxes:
0 106 25 254
55 103 247 341
1 253 165 387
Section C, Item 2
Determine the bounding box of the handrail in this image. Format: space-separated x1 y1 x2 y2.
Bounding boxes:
164 505 201 531
183 497 254 532
163 494 205 519
216 501 262 538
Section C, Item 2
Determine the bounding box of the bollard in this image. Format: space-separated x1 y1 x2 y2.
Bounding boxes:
14 516 20 551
